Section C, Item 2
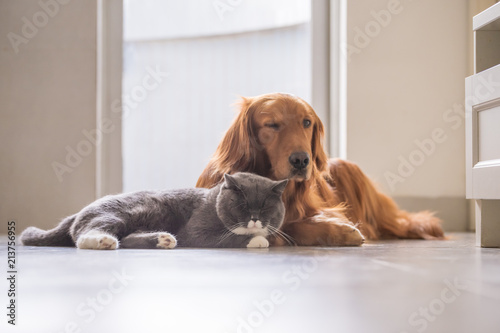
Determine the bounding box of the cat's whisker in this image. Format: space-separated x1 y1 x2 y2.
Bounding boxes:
217 223 246 244
274 229 296 247
218 229 235 243
268 225 296 246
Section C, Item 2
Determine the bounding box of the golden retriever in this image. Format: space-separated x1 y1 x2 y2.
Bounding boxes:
197 93 444 246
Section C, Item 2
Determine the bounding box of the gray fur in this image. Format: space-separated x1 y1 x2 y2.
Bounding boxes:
20 173 287 249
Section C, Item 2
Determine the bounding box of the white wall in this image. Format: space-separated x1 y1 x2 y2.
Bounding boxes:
346 0 469 198
345 0 471 230
0 0 98 232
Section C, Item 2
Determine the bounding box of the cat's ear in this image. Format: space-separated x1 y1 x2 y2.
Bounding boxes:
223 174 240 190
272 179 288 195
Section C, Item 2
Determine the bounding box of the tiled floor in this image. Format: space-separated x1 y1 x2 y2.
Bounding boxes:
1 232 499 333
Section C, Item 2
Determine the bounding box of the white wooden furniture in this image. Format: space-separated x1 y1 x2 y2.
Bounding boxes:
466 2 500 247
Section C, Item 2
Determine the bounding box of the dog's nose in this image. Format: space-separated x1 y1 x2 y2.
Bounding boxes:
289 152 310 170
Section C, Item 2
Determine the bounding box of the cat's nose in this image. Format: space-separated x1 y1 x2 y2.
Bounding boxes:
248 219 263 229
251 217 258 222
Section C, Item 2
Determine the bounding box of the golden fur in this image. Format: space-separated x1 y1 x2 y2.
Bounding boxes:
197 93 444 246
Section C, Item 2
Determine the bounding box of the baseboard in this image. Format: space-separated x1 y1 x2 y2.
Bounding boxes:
468 199 476 231
393 196 471 232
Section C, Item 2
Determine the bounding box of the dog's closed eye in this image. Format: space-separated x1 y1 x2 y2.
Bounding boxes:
265 123 280 130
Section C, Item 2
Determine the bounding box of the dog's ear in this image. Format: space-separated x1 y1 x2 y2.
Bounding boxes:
215 97 258 173
311 112 328 173
197 97 259 188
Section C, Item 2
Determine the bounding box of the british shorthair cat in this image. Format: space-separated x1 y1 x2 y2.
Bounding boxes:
20 172 289 249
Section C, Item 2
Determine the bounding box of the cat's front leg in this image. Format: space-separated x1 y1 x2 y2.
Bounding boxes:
247 236 269 248
218 234 269 248
213 233 267 249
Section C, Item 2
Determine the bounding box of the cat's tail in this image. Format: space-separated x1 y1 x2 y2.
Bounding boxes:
20 215 76 247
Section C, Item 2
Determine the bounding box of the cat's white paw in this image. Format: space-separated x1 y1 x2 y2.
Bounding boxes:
77 231 118 250
247 236 269 248
156 233 177 249
97 235 118 250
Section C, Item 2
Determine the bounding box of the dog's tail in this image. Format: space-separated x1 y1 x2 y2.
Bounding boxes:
20 215 76 247
394 210 444 240
328 158 444 240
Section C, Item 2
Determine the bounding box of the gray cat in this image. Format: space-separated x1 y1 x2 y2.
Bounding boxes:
20 173 289 250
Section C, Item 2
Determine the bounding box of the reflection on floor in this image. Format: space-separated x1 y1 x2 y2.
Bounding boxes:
1 232 499 333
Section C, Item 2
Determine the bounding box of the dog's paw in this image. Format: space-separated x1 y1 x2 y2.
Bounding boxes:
156 232 177 249
312 221 365 247
339 224 365 246
247 236 269 248
77 231 118 250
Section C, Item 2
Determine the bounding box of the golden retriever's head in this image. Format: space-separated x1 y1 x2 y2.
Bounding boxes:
217 93 328 182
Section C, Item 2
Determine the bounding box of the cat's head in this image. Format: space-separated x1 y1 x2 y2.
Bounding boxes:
216 172 288 237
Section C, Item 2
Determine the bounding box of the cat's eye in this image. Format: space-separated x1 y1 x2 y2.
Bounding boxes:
303 119 312 128
265 123 280 130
